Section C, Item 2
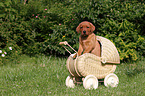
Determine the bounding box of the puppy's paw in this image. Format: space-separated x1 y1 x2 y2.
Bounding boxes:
72 53 77 59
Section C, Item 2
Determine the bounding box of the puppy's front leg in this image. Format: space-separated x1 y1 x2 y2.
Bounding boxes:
78 43 83 56
73 43 83 58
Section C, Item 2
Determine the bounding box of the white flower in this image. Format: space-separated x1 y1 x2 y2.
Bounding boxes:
4 52 7 54
0 50 2 53
2 54 5 57
9 47 12 50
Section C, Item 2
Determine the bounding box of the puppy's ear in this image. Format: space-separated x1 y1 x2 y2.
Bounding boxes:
76 23 81 33
90 23 95 32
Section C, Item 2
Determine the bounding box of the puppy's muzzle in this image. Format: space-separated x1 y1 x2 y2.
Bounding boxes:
83 31 86 34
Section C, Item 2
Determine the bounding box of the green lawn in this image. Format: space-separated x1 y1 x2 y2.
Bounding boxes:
0 55 145 96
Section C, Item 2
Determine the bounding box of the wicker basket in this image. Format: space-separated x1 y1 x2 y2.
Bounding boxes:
97 36 120 64
66 36 120 79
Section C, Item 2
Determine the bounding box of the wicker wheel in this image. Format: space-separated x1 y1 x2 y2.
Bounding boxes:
66 75 75 88
83 75 98 89
104 73 119 87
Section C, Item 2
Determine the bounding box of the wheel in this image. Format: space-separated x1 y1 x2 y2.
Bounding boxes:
65 75 75 88
104 73 119 87
83 75 98 89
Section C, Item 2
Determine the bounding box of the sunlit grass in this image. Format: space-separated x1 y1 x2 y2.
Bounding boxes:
0 55 145 95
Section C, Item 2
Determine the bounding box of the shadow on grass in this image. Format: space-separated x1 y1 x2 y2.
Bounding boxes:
125 61 145 77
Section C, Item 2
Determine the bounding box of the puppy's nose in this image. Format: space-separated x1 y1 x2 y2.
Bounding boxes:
83 31 86 34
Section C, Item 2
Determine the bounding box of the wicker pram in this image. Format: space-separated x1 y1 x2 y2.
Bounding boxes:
59 36 120 89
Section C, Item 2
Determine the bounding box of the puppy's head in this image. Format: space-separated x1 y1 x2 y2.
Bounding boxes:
76 21 95 36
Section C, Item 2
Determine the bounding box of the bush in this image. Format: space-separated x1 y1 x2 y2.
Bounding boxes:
0 0 145 62
0 46 21 65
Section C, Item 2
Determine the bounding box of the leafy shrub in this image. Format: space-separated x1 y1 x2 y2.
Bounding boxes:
0 46 21 65
102 19 145 61
0 0 145 62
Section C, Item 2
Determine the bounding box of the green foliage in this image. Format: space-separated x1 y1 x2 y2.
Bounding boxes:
102 19 145 61
0 46 21 65
0 0 145 62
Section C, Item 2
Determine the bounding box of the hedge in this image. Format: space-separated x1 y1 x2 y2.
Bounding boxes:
0 0 145 64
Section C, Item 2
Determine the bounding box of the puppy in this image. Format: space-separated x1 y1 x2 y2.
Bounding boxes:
73 21 101 58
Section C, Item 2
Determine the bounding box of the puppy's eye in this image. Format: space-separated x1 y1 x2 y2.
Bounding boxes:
80 27 83 29
87 27 89 28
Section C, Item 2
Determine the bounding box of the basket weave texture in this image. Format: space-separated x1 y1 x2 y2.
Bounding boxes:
66 36 120 79
76 53 116 79
97 36 120 64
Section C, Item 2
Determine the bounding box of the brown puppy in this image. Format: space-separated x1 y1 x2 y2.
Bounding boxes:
74 21 101 58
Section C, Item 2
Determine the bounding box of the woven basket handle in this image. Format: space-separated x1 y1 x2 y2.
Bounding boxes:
59 41 68 45
59 41 78 56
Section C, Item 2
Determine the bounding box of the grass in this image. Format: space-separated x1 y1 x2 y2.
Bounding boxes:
0 55 145 96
